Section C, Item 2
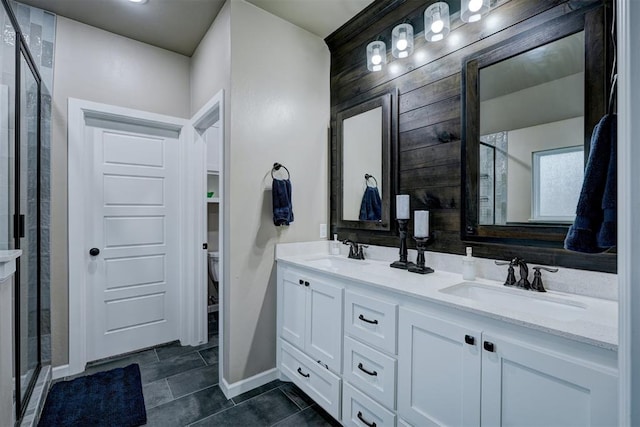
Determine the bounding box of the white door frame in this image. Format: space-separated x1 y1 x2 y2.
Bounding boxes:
188 89 225 387
67 98 188 376
617 1 639 424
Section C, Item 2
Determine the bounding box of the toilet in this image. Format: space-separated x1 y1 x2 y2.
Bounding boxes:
207 251 219 306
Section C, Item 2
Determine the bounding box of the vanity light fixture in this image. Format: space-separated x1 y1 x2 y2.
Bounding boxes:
128 0 148 3
424 2 450 42
461 0 490 23
366 40 387 72
392 23 414 59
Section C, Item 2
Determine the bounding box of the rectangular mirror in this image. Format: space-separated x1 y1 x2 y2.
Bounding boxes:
462 7 608 247
336 91 397 231
478 31 584 226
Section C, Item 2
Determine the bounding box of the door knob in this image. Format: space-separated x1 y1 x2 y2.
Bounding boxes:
89 248 100 256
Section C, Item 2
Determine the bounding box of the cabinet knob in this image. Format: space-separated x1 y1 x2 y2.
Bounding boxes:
357 411 377 427
483 341 495 352
299 279 304 285
296 367 310 378
304 281 310 287
464 335 475 345
89 248 100 256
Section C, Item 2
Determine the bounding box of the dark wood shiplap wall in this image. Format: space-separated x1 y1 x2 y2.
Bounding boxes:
327 0 616 273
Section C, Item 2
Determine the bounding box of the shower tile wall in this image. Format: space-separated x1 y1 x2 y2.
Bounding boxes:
11 1 55 364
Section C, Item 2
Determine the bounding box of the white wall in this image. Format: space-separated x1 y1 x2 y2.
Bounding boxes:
226 0 330 382
51 16 190 365
506 117 584 222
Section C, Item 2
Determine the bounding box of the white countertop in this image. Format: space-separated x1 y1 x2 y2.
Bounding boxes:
277 247 618 351
0 250 21 283
0 250 21 263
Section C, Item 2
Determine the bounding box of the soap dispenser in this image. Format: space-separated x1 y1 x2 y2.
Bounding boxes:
462 246 476 281
331 234 340 255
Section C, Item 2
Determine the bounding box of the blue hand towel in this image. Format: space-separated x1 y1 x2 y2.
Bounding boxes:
597 115 617 248
272 178 294 226
564 114 616 253
359 186 382 221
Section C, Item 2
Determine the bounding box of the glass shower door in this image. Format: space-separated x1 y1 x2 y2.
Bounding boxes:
16 49 40 418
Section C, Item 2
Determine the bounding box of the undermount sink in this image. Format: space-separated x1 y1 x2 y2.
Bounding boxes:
439 282 587 321
304 256 369 269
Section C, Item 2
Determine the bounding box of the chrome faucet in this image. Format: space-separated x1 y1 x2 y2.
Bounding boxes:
342 239 367 260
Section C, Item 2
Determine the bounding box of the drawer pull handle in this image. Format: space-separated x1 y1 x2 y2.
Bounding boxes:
297 367 310 378
358 314 378 325
357 411 377 427
465 335 475 345
357 362 378 376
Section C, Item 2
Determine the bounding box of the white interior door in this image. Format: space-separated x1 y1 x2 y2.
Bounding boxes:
86 123 180 361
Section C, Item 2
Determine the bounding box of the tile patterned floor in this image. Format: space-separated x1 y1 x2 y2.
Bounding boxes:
50 315 340 427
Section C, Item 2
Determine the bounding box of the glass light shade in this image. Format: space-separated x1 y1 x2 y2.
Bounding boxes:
461 0 490 23
424 2 450 42
366 40 387 71
392 23 414 59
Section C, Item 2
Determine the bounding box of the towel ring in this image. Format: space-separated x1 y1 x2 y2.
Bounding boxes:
365 173 378 188
271 162 290 180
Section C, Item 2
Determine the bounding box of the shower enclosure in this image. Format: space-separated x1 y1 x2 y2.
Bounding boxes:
0 0 44 421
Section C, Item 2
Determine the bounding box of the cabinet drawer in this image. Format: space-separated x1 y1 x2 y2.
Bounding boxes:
344 336 396 409
345 291 397 354
342 382 395 427
280 339 341 420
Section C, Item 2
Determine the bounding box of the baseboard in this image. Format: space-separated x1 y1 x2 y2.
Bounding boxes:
51 364 69 380
220 368 279 399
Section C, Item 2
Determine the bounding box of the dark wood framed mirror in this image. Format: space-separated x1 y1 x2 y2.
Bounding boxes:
336 90 398 231
462 5 608 247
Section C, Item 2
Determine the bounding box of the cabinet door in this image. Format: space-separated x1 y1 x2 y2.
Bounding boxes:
398 308 481 427
280 270 306 350
305 277 343 373
481 333 618 427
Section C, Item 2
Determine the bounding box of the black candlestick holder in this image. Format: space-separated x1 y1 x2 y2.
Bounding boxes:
408 236 434 274
390 219 415 269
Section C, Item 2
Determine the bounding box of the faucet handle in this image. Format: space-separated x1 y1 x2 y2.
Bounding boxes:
530 266 557 292
533 266 558 273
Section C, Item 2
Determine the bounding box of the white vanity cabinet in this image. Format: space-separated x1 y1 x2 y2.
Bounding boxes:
276 252 618 427
278 265 344 419
398 308 481 426
397 307 618 427
480 333 618 426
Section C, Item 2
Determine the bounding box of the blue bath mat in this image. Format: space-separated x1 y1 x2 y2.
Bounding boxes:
38 363 147 427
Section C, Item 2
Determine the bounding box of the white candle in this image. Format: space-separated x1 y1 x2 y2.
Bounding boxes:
414 210 429 237
396 195 410 219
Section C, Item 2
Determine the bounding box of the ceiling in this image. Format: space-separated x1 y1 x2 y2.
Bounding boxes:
17 0 374 57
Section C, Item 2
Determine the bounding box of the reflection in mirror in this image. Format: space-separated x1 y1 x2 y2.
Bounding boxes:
478 31 585 226
342 107 383 221
335 90 396 232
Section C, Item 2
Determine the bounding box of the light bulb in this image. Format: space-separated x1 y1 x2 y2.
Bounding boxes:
468 0 483 12
431 19 444 34
371 47 382 65
372 64 382 72
396 31 408 51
